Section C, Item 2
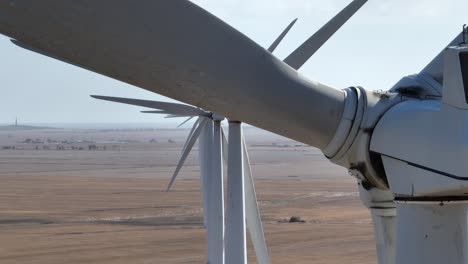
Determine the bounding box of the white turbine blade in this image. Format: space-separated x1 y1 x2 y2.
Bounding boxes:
11 39 83 69
284 0 367 70
225 121 247 263
91 95 209 117
183 117 201 154
223 126 270 263
206 120 224 263
197 120 213 230
140 110 168 114
1 1 346 149
267 18 298 53
164 114 189 118
166 118 209 192
420 32 465 85
177 116 195 128
243 136 270 264
221 125 229 163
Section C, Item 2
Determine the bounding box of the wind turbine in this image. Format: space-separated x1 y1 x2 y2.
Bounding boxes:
5 0 468 263
91 94 271 264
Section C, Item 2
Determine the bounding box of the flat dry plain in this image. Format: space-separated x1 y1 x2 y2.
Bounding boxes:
0 126 376 264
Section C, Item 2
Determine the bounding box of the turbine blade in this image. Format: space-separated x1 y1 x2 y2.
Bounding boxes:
183 118 201 154
141 110 168 114
420 32 465 85
267 18 298 53
2 1 346 149
177 116 195 128
164 114 188 118
221 126 229 163
243 135 270 264
11 39 83 69
166 118 208 191
284 0 367 70
91 95 208 117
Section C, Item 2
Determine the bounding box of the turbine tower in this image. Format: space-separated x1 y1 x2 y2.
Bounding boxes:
3 0 468 263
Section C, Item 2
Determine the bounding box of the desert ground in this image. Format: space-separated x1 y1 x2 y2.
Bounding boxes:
0 125 376 264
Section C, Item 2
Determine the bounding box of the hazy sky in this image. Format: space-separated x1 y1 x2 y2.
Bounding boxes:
0 0 466 125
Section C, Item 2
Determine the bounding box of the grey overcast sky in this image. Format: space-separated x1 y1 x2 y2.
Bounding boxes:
0 0 467 125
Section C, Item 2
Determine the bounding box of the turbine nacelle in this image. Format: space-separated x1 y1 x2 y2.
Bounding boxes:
371 45 468 198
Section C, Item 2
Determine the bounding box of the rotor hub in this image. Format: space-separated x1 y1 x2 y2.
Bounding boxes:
326 86 403 190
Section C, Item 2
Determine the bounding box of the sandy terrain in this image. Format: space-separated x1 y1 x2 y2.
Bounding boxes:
0 126 376 263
